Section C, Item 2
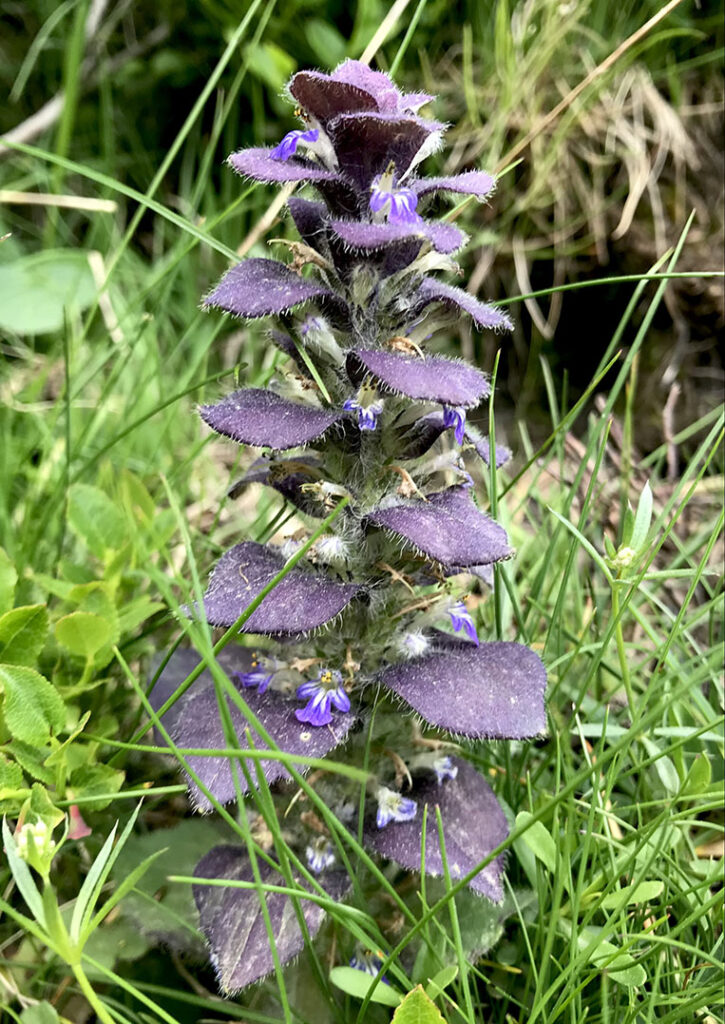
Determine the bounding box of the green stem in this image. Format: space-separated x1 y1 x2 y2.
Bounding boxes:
611 581 636 719
71 960 116 1024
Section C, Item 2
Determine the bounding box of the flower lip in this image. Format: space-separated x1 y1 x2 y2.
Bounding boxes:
443 405 467 445
370 175 422 225
306 837 336 874
376 785 418 828
447 600 479 646
295 669 351 728
270 128 320 161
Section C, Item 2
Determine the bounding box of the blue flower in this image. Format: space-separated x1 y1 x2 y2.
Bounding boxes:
369 175 422 225
443 405 466 445
376 786 418 828
270 128 320 161
432 755 458 785
305 837 336 874
349 950 389 983
448 601 479 645
295 669 351 727
233 652 275 693
343 385 384 431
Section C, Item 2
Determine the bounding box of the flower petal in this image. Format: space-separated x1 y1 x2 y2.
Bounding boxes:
200 389 342 451
193 846 350 993
199 541 361 633
204 258 341 320
411 171 496 201
348 350 489 408
379 641 547 738
365 757 508 901
416 277 513 332
169 648 355 810
367 486 511 567
329 217 465 255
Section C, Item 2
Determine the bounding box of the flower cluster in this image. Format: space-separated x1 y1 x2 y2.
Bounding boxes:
157 60 547 995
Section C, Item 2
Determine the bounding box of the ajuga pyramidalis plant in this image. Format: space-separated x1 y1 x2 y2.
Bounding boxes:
157 61 547 995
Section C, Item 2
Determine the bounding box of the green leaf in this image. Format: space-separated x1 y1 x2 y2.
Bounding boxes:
630 481 653 550
0 664 65 744
515 811 557 873
55 611 113 659
20 1001 60 1024
0 604 48 666
0 548 17 613
67 484 128 558
424 965 458 999
0 249 97 335
82 914 149 977
329 967 403 1008
682 754 712 795
590 940 647 988
1 817 46 928
70 764 124 810
7 740 54 785
600 880 664 909
304 19 347 66
244 41 296 91
0 753 26 809
116 596 165 636
392 985 446 1023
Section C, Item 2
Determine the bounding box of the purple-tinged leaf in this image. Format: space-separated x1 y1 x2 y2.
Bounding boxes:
194 846 350 993
171 651 355 809
398 412 448 460
330 61 432 114
329 217 465 255
412 171 496 201
328 114 442 190
289 71 378 123
200 542 361 633
148 648 201 741
204 259 338 320
367 487 511 567
228 147 340 185
286 198 329 252
417 278 513 332
466 428 512 469
200 389 341 451
348 350 489 407
378 642 547 739
365 757 508 901
228 456 325 517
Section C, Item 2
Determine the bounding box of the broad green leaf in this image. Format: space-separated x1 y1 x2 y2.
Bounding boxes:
0 249 97 335
28 784 65 830
0 664 65 744
0 548 17 613
55 611 113 659
515 811 557 873
70 764 124 810
116 596 165 636
20 1001 60 1024
424 965 458 999
82 914 149 977
304 19 347 65
329 966 402 1008
244 41 295 91
67 484 128 558
641 736 680 795
590 940 647 988
0 753 25 808
600 880 664 909
7 740 54 785
392 985 446 1023
0 604 48 666
682 754 712 795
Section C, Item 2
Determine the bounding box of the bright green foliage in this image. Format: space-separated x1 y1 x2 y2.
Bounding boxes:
0 664 65 745
67 484 129 559
0 250 97 335
392 986 447 1024
0 604 49 666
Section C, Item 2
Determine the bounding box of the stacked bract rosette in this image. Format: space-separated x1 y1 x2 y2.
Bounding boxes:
155 60 547 994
